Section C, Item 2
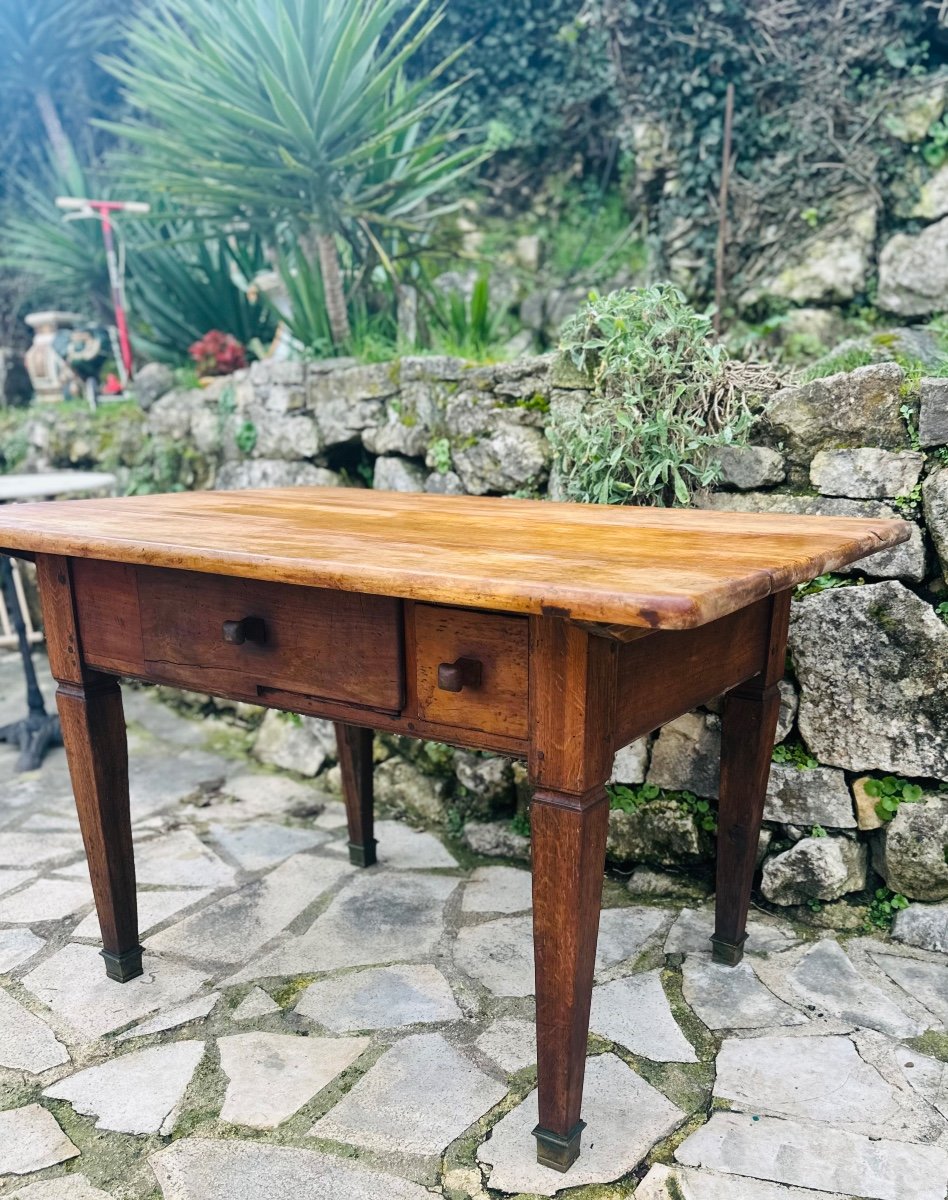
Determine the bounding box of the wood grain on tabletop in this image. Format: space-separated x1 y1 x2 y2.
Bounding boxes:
0 487 911 629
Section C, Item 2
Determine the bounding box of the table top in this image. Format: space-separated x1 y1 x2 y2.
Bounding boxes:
0 472 117 503
0 487 910 630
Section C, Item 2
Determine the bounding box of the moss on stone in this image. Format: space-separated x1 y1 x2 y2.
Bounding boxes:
645 1110 708 1169
659 968 719 1064
272 975 317 1008
906 1030 948 1062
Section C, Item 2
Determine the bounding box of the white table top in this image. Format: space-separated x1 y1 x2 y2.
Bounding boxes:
0 472 117 503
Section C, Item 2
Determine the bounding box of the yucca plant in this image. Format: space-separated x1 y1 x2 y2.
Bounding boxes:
127 221 275 362
101 0 480 346
0 146 112 319
0 0 114 175
265 240 335 356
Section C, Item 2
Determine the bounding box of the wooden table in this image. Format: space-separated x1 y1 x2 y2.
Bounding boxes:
0 488 908 1171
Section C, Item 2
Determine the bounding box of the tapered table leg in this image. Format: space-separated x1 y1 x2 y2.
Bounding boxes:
34 554 141 983
712 678 781 965
712 590 791 966
531 786 609 1170
335 722 376 867
57 676 142 981
528 616 618 1171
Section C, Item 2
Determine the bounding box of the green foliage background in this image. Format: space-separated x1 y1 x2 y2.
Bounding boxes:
410 0 943 300
405 0 612 158
2 0 948 347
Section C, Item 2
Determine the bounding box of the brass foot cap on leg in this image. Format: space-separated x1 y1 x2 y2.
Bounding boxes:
101 946 144 983
710 932 747 967
348 840 378 868
533 1120 585 1172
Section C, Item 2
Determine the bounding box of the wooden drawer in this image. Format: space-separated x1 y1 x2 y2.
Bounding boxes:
72 560 404 713
409 603 528 739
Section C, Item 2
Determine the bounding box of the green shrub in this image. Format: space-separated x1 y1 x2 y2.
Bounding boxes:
549 285 777 506
423 272 510 358
128 222 275 363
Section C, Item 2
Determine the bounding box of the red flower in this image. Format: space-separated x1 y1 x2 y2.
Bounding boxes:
189 330 247 376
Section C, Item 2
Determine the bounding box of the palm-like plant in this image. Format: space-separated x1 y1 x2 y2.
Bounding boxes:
0 148 111 319
0 0 114 175
101 0 479 345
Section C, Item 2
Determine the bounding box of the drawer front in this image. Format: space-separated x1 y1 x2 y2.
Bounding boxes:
74 560 404 713
411 603 528 739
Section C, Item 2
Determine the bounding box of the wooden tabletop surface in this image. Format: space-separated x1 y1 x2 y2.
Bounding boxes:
0 487 910 629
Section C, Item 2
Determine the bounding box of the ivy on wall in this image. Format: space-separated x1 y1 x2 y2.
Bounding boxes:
593 0 935 300
405 0 613 160
411 0 941 304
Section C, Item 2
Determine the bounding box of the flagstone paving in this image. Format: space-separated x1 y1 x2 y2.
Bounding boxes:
0 651 946 1199
218 1031 369 1129
43 1042 205 1136
296 963 463 1032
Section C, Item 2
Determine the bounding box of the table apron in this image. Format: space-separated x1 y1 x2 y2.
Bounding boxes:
43 553 775 763
614 597 772 746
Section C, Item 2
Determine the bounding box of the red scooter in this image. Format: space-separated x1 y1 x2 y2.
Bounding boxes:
55 196 151 392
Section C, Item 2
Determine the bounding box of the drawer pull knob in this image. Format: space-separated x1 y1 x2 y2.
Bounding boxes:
222 616 267 646
437 657 482 693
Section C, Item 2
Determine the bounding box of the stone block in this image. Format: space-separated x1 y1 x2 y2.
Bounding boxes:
760 837 867 905
681 958 806 1030
296 965 461 1032
611 738 649 785
879 215 948 316
810 448 924 499
477 1054 683 1198
852 776 885 830
590 971 697 1062
892 901 948 952
608 799 712 866
372 455 428 493
790 581 948 776
918 377 948 447
218 1033 368 1129
0 1106 78 1175
150 1138 432 1200
215 460 342 490
786 939 924 1038
646 711 721 798
373 757 449 824
253 711 337 777
762 362 908 469
44 1042 204 1135
452 426 550 495
764 764 855 828
874 794 948 901
923 465 948 580
676 1111 947 1200
309 1032 506 1160
715 444 786 489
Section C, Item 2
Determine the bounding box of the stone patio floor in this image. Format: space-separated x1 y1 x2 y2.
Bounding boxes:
0 652 946 1200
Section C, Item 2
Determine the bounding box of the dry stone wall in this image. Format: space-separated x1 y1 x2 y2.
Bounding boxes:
12 352 948 942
